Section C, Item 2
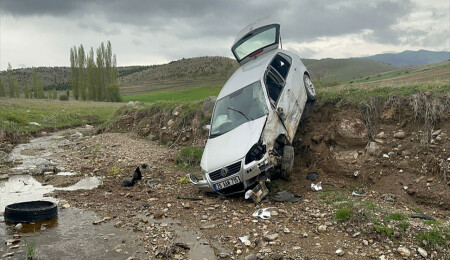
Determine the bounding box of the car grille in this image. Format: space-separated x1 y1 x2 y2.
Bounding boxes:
209 161 241 181
217 182 245 195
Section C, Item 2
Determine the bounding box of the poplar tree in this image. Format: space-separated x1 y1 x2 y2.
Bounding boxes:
0 77 5 97
32 67 38 99
13 79 20 98
86 47 96 100
24 80 30 98
7 63 14 98
70 46 79 100
78 44 86 100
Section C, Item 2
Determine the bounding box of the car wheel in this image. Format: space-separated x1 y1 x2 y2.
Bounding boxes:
303 74 316 101
281 145 294 181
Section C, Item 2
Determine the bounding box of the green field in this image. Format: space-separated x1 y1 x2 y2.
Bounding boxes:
0 99 121 135
123 85 222 103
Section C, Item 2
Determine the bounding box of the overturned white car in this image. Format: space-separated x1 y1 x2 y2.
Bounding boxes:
189 19 316 195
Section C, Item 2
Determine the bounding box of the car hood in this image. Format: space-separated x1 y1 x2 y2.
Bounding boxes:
201 116 267 173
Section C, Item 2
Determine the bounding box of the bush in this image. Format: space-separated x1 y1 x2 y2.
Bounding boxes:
175 146 204 168
106 83 122 102
59 94 69 101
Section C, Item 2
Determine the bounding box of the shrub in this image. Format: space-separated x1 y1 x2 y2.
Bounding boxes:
175 146 204 168
59 94 69 101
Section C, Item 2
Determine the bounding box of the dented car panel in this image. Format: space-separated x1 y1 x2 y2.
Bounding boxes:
189 21 315 195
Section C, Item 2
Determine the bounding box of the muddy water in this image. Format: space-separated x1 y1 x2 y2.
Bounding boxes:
0 208 145 259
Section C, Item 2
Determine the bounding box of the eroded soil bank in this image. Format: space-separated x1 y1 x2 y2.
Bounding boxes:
1 93 449 259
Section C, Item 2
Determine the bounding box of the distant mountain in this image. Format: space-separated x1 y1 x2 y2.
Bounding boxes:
363 50 450 66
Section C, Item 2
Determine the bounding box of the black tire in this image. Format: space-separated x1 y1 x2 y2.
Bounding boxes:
281 145 294 181
303 74 316 101
4 201 58 223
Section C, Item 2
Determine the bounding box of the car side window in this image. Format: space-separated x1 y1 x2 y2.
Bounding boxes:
265 53 292 105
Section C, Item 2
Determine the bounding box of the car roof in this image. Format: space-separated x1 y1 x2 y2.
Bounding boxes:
218 50 276 99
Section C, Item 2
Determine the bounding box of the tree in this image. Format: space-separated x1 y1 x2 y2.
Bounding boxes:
51 88 57 99
70 46 79 100
32 67 38 99
78 44 86 100
7 63 14 98
0 77 5 97
66 89 70 99
106 83 122 102
86 47 96 100
13 79 20 98
24 80 30 99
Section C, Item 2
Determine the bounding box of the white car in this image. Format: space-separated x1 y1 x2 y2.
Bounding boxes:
189 19 316 195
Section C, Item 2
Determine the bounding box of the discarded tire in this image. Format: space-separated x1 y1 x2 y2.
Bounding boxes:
4 201 57 223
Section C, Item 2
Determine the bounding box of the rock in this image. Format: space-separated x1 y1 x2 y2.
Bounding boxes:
202 96 217 115
335 118 368 147
394 131 406 139
5 239 20 245
200 224 216 230
236 249 242 255
335 248 345 256
264 233 279 241
245 254 257 260
417 247 427 258
352 232 360 237
302 232 308 238
318 225 327 232
376 132 386 139
14 223 23 231
2 253 14 257
381 193 396 202
167 119 175 127
397 246 410 257
62 203 71 209
401 150 411 157
426 177 434 182
367 142 379 156
363 240 369 246
114 221 123 228
269 253 284 260
283 227 290 233
217 253 231 258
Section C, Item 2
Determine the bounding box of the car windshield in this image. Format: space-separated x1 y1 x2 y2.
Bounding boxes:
210 81 269 137
233 26 277 61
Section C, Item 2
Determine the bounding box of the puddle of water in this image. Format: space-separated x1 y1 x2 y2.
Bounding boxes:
0 208 145 259
0 175 101 211
5 217 58 233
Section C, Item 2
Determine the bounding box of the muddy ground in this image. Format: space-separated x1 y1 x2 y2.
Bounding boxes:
1 94 449 259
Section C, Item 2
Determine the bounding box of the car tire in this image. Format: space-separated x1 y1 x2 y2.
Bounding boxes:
4 201 58 223
303 74 316 101
281 145 294 181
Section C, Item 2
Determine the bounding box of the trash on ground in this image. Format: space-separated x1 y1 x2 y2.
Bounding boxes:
306 172 319 181
146 180 155 187
239 235 249 243
351 190 366 197
121 163 148 187
29 122 41 126
245 181 269 204
410 214 435 220
310 181 322 191
252 207 276 219
270 190 302 202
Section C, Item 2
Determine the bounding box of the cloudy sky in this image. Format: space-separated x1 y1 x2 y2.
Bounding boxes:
0 0 448 69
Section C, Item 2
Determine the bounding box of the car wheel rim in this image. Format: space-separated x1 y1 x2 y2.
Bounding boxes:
305 77 315 95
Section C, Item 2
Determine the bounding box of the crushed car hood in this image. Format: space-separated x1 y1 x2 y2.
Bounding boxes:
201 116 267 173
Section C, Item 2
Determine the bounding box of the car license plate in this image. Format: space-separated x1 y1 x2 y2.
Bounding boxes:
214 176 241 190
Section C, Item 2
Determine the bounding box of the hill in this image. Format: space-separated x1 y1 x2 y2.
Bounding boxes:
363 49 450 66
302 58 397 83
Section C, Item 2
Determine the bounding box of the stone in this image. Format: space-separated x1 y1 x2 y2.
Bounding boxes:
397 246 410 257
417 247 427 258
318 225 327 232
200 224 216 230
62 203 71 209
2 253 14 257
167 119 175 127
381 193 396 202
376 132 386 139
14 223 23 231
172 105 182 116
431 129 441 136
114 221 123 228
335 118 368 147
264 233 279 241
335 248 345 256
367 142 379 156
394 131 406 139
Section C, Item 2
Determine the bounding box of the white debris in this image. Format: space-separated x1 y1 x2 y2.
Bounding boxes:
29 122 40 126
252 207 276 219
311 182 322 191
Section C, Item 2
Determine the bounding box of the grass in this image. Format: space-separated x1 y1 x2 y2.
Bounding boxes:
415 229 447 249
175 146 204 168
0 99 120 137
24 239 36 259
385 213 407 221
123 85 222 103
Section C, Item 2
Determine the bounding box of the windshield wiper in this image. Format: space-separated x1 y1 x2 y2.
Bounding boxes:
227 107 253 121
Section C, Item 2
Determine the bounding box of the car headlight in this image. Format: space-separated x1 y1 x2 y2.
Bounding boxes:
245 141 266 164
